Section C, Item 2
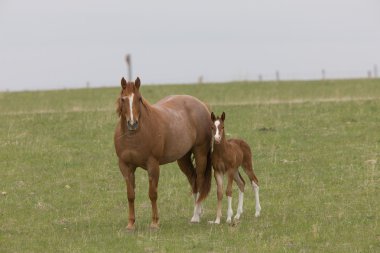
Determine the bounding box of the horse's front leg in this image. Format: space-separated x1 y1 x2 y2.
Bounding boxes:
118 160 136 230
147 160 160 229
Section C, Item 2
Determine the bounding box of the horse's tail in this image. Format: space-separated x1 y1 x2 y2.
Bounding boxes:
197 148 212 203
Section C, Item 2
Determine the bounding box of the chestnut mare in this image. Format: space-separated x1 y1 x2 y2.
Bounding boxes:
114 77 212 230
210 112 261 224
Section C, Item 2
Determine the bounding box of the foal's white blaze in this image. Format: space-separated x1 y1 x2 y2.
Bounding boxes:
128 93 134 122
252 181 261 217
214 120 221 142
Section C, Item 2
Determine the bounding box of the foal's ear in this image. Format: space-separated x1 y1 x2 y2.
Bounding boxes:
121 77 127 89
221 112 225 121
211 112 216 121
135 77 141 90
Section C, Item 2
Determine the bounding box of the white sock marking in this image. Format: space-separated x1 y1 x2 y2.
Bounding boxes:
252 181 261 217
191 192 201 222
226 196 233 223
234 190 244 220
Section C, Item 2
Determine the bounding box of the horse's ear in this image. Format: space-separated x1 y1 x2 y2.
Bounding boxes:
121 77 127 89
135 77 141 90
221 112 225 121
211 112 216 121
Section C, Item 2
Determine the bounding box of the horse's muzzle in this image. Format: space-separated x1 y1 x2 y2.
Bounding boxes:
127 120 139 131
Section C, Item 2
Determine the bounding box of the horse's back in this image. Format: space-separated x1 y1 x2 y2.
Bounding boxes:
153 95 211 163
154 95 211 132
155 95 209 114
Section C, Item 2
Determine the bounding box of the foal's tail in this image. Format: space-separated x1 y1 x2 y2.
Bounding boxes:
197 148 212 203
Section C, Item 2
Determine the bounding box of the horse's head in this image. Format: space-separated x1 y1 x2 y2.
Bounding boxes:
210 112 225 144
118 77 143 131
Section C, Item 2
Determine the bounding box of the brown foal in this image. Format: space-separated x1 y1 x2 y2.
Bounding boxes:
210 112 261 224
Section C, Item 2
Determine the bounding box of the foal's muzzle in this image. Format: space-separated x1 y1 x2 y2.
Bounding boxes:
214 136 222 144
127 120 139 131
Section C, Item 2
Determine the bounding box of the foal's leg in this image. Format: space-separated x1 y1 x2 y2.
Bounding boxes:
233 171 245 220
225 172 234 223
213 171 224 224
147 160 160 229
118 160 136 230
242 160 261 217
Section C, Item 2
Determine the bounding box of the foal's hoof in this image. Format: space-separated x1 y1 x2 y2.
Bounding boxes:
150 223 160 230
208 219 220 225
190 216 200 223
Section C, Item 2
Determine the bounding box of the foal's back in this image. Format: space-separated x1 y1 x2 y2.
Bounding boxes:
227 139 252 167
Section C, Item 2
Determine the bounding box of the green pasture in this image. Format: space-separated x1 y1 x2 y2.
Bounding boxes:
1 79 379 252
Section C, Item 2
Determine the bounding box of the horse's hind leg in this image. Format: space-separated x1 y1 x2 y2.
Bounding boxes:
233 171 245 220
177 152 202 221
177 152 197 197
190 147 209 223
242 159 261 217
147 160 161 229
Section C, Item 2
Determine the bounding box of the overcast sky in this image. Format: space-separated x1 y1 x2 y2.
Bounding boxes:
0 0 379 91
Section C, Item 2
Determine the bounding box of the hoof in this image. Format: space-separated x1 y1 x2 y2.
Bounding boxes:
150 223 160 230
190 216 200 223
208 219 220 224
126 223 135 231
255 205 261 217
255 210 261 217
226 218 232 224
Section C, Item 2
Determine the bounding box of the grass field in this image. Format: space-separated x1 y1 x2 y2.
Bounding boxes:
1 79 379 252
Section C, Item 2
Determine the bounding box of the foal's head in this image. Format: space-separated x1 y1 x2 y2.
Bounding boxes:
118 77 143 131
210 112 225 144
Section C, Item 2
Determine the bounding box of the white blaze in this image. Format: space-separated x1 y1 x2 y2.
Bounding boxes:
128 93 134 122
214 120 221 141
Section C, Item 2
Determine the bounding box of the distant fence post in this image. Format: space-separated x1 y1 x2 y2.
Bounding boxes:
198 75 203 84
374 64 378 78
258 74 263 82
367 70 372 79
125 54 132 82
322 69 326 80
276 71 280 82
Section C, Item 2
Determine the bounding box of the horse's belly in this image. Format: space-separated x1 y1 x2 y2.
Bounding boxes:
159 137 193 164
